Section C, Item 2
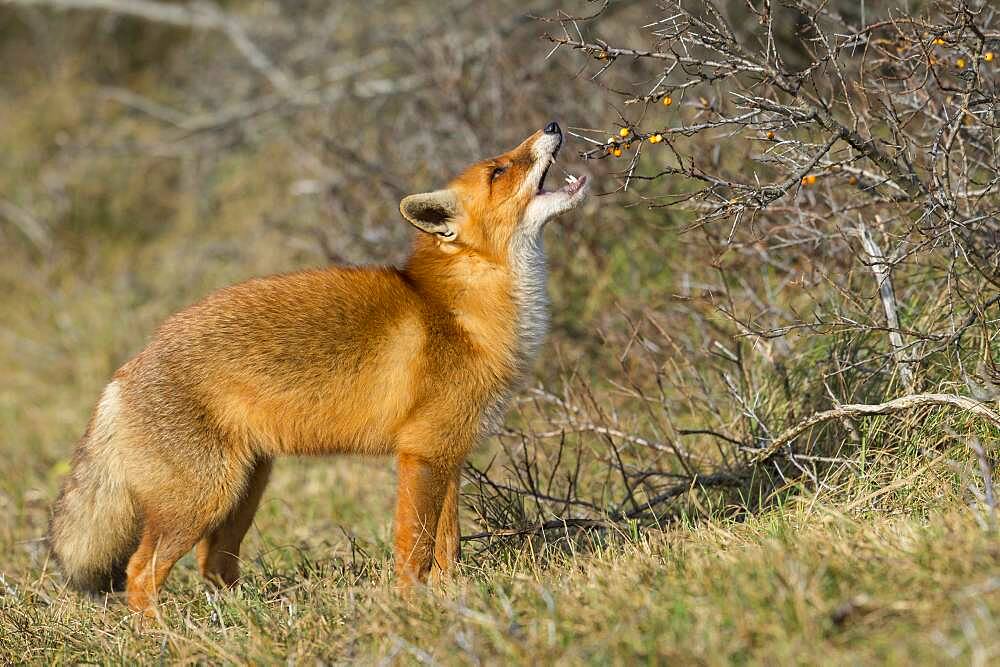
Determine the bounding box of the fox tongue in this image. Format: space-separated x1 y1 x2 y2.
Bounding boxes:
560 173 586 195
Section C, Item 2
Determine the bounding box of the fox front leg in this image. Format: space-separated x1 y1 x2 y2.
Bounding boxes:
394 452 452 586
431 467 462 578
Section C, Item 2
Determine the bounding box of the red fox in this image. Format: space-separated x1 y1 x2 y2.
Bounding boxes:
49 122 589 613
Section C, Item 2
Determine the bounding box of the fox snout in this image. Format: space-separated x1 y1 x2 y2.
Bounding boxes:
536 121 564 161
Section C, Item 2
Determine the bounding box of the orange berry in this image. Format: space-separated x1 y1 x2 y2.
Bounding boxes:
612 148 623 157
848 176 859 186
766 131 775 140
652 134 663 143
956 57 966 69
619 127 631 138
985 52 994 62
662 96 673 106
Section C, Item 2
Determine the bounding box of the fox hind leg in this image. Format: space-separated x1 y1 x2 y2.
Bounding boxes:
197 457 272 587
123 446 262 614
125 515 210 615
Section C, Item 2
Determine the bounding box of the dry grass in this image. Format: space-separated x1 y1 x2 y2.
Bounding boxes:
3 469 998 663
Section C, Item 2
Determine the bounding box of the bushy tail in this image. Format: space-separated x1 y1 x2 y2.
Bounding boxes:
49 381 140 593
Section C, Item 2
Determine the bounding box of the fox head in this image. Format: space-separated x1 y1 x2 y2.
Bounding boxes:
399 122 589 261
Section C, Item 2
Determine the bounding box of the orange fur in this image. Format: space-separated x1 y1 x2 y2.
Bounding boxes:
48 123 589 613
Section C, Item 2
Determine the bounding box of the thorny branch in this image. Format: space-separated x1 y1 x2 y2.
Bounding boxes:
541 0 1000 388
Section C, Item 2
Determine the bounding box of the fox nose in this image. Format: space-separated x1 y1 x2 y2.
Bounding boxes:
544 121 561 135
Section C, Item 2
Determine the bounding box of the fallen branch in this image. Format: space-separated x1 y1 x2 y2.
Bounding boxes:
747 393 1000 466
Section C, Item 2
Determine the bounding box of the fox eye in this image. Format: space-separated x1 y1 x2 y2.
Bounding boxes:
490 165 507 181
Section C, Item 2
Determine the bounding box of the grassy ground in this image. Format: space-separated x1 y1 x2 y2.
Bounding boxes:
2 464 997 663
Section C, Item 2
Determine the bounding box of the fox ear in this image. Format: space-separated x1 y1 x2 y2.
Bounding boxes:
399 190 459 240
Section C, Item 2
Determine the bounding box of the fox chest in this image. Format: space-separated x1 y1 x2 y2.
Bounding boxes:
510 235 550 370
477 235 550 435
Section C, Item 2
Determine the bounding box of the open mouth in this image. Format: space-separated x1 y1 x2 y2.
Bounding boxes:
536 141 588 196
536 142 559 194
537 162 553 194
537 161 588 197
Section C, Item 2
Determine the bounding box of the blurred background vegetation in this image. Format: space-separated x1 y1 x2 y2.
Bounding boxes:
1 0 998 662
